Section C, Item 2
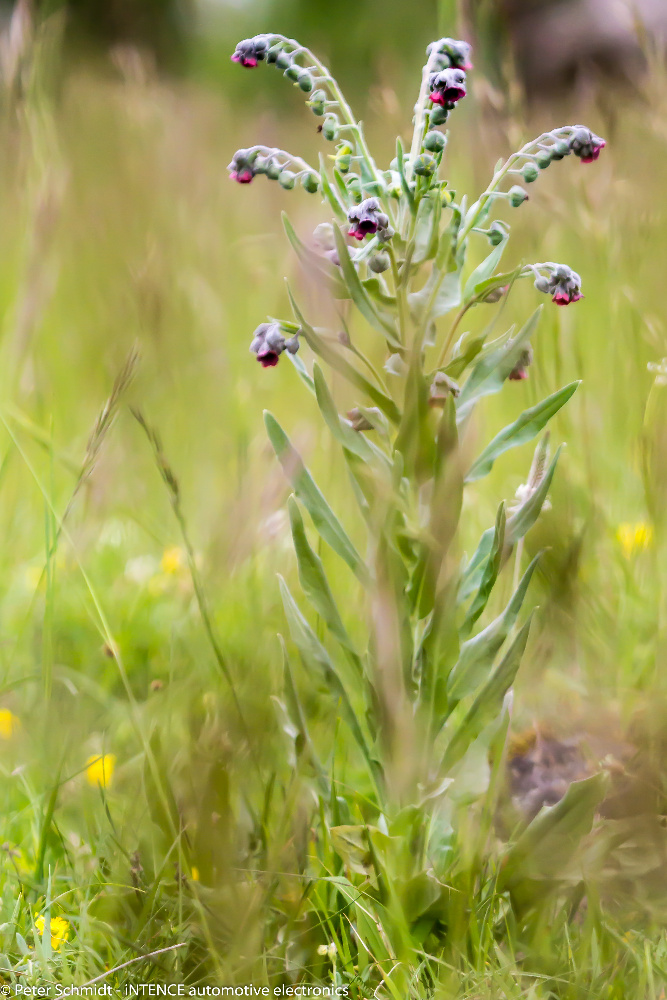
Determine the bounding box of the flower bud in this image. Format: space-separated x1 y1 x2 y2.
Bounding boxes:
536 150 552 170
228 149 256 184
429 371 461 406
414 152 436 177
321 116 339 142
369 252 390 273
334 143 352 173
509 346 534 381
284 63 301 82
231 35 269 68
509 185 529 207
297 69 314 92
488 220 508 246
550 139 571 161
266 160 281 181
266 43 282 64
534 275 550 294
278 170 296 190
423 130 446 153
307 89 327 115
429 106 449 126
522 163 539 183
427 37 473 71
275 51 291 70
345 174 362 200
301 172 319 194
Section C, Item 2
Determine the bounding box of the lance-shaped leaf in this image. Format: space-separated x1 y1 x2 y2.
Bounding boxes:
447 552 541 701
457 525 495 604
287 495 363 670
442 613 533 772
283 212 349 298
459 502 506 638
442 333 486 380
279 577 381 788
465 381 579 483
506 445 561 545
286 284 401 425
499 771 610 907
413 190 442 264
313 364 389 468
408 264 463 322
286 351 315 394
394 353 436 483
456 308 542 423
318 154 347 219
462 234 509 302
332 226 401 347
281 636 329 796
265 411 367 582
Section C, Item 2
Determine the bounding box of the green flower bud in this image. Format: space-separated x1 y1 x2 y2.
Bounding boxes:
550 139 570 161
335 144 353 173
488 221 508 246
345 174 362 202
369 252 390 274
278 170 296 190
414 152 436 177
284 64 300 82
301 172 319 194
536 150 552 170
275 50 291 70
509 185 529 207
321 116 338 141
267 44 282 64
266 160 281 181
307 88 327 115
297 70 314 92
429 105 449 126
423 129 446 153
522 162 539 183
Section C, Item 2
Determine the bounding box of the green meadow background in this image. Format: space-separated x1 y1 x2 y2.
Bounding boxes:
0 0 666 991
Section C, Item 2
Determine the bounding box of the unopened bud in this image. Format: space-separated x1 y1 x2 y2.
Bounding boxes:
423 130 446 153
278 170 296 190
301 172 319 194
297 69 314 92
266 160 281 181
414 152 436 177
267 43 282 64
429 371 461 406
488 221 508 246
321 116 339 142
308 88 327 115
509 185 529 207
275 50 291 70
536 150 552 170
522 163 539 183
550 139 570 161
369 252 390 273
429 106 449 126
534 275 550 294
284 63 300 82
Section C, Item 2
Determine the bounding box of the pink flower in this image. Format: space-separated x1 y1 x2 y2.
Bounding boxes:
428 68 467 107
569 127 606 164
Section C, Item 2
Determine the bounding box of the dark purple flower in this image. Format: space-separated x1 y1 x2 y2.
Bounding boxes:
428 68 467 108
228 149 256 185
347 198 391 242
569 126 606 164
544 265 584 306
249 323 299 368
231 35 269 69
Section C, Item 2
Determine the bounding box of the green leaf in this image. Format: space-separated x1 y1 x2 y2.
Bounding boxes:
286 283 401 425
456 307 542 423
281 636 329 795
458 525 495 604
443 333 486 380
313 364 389 468
462 235 508 301
465 381 579 482
413 190 441 264
287 495 362 664
318 155 347 219
332 225 401 347
447 552 540 701
286 350 315 393
506 445 561 545
283 212 349 298
409 265 462 322
459 502 505 638
279 577 381 788
442 613 533 771
500 772 610 902
264 411 367 582
362 276 397 308
394 354 435 483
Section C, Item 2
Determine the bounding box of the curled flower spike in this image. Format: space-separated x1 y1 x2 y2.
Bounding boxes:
347 198 392 242
427 37 473 71
250 323 299 368
569 126 606 163
228 149 256 184
428 68 467 107
548 265 583 305
231 35 269 68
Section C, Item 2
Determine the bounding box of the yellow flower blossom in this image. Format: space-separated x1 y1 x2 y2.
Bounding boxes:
35 914 69 950
0 709 18 739
86 753 116 789
191 867 200 882
616 522 653 559
160 546 185 575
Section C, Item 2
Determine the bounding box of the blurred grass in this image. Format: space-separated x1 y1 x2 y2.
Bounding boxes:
0 12 667 990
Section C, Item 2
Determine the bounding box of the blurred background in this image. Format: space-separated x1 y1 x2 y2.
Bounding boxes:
1 0 667 978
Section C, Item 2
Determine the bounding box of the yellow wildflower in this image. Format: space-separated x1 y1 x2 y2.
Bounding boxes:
86 753 116 789
35 914 69 950
0 709 18 739
191 867 200 882
616 522 653 559
160 546 185 575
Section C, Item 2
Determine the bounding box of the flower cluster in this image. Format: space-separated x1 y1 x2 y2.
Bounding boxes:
426 37 473 71
534 265 583 306
347 198 393 242
231 34 270 68
250 324 300 368
227 146 319 193
570 126 606 163
428 68 467 108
